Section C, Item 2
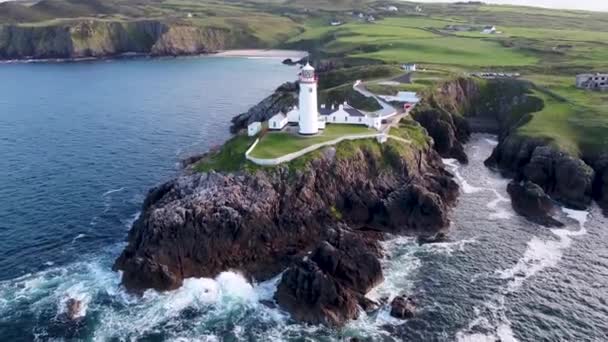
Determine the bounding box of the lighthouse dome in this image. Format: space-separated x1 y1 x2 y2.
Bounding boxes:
302 63 314 71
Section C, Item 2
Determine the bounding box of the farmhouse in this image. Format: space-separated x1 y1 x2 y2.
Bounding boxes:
402 63 417 72
482 26 497 34
576 73 608 91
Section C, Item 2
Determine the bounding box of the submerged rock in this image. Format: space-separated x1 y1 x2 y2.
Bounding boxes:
390 295 416 319
65 298 83 321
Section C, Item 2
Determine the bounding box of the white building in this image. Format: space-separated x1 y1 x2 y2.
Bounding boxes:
576 73 608 91
264 63 391 134
482 26 497 34
298 63 320 135
387 6 398 12
320 103 382 130
248 122 262 136
403 63 417 72
269 112 288 130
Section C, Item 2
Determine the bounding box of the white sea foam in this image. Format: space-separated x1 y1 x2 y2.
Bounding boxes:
102 187 125 197
71 234 86 243
443 158 484 194
496 208 588 292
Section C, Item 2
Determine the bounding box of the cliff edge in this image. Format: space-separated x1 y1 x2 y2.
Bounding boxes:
114 135 458 325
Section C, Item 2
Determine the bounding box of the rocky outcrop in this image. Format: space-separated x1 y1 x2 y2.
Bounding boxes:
415 77 606 213
507 181 563 227
591 153 608 213
114 139 458 326
274 228 383 326
0 20 256 60
487 136 595 211
411 104 469 163
230 82 298 133
390 295 416 319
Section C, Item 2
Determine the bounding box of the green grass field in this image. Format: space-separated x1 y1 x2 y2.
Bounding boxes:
249 124 373 159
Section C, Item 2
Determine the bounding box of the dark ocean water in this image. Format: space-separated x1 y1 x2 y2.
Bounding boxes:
0 58 607 341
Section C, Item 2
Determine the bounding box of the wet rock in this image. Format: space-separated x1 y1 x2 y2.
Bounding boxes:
507 181 564 227
275 230 383 326
417 231 448 245
390 295 415 320
488 136 595 210
65 298 83 321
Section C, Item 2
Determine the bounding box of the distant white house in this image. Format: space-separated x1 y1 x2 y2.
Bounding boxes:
576 73 608 91
366 15 376 22
387 6 398 12
268 112 288 130
330 20 343 26
402 63 417 72
186 12 193 18
248 122 262 136
482 26 497 34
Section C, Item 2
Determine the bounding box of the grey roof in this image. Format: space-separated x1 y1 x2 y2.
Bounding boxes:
344 108 366 117
319 107 335 115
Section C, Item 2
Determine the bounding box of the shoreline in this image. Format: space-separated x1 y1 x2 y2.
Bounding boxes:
0 49 308 65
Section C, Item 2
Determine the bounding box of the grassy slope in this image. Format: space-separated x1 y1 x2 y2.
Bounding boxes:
284 3 608 159
250 124 372 159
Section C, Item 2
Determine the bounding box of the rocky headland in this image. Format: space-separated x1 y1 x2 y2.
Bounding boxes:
114 129 458 325
412 77 608 219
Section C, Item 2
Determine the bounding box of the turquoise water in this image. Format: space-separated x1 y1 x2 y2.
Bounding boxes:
1 58 607 341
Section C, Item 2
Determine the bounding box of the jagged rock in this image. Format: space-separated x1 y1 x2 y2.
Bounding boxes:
274 230 383 326
488 136 595 210
411 106 469 164
282 57 307 66
591 153 608 213
114 139 457 299
390 295 416 319
507 181 563 227
229 82 298 133
417 231 448 245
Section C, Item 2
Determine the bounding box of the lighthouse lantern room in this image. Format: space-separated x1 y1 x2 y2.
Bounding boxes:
298 63 319 135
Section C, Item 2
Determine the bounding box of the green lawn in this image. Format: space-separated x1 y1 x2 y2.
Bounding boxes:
249 124 374 159
514 76 608 157
351 37 538 66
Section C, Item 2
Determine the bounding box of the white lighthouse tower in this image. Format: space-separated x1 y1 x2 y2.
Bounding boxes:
298 63 319 135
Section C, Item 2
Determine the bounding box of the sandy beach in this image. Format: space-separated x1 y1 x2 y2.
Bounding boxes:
213 49 308 59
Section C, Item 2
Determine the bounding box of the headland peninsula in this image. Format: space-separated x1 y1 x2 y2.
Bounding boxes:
3 0 608 335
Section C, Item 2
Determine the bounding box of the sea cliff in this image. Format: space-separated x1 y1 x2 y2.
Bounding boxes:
0 20 260 60
114 132 458 325
412 77 608 216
